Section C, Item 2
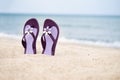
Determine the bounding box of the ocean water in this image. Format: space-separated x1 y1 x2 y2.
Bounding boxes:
0 13 120 48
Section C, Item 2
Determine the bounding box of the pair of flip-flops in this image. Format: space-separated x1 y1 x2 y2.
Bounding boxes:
22 18 59 56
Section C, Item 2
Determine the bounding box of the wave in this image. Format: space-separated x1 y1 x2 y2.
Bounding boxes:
0 33 120 48
59 37 120 48
0 32 21 39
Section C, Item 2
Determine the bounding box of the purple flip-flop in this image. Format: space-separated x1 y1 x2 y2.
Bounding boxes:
41 19 59 56
22 18 39 54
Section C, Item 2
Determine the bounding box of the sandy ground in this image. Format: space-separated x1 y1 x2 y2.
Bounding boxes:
0 37 120 80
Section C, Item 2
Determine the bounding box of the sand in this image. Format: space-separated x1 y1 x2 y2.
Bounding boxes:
0 37 120 80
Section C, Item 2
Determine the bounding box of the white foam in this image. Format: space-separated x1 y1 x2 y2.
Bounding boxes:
59 37 120 48
0 32 21 40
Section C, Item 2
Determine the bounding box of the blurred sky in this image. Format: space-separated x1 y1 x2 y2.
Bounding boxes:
0 0 120 15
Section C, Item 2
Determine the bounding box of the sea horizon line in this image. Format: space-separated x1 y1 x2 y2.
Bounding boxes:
0 12 120 17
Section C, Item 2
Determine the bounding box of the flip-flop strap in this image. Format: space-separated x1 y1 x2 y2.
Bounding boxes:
48 34 55 42
41 33 56 49
42 33 55 42
23 32 36 41
22 32 36 48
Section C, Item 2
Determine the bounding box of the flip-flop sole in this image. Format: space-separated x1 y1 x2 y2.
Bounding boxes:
22 18 39 54
41 19 59 56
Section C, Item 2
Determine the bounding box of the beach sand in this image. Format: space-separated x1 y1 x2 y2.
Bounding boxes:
0 37 120 80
